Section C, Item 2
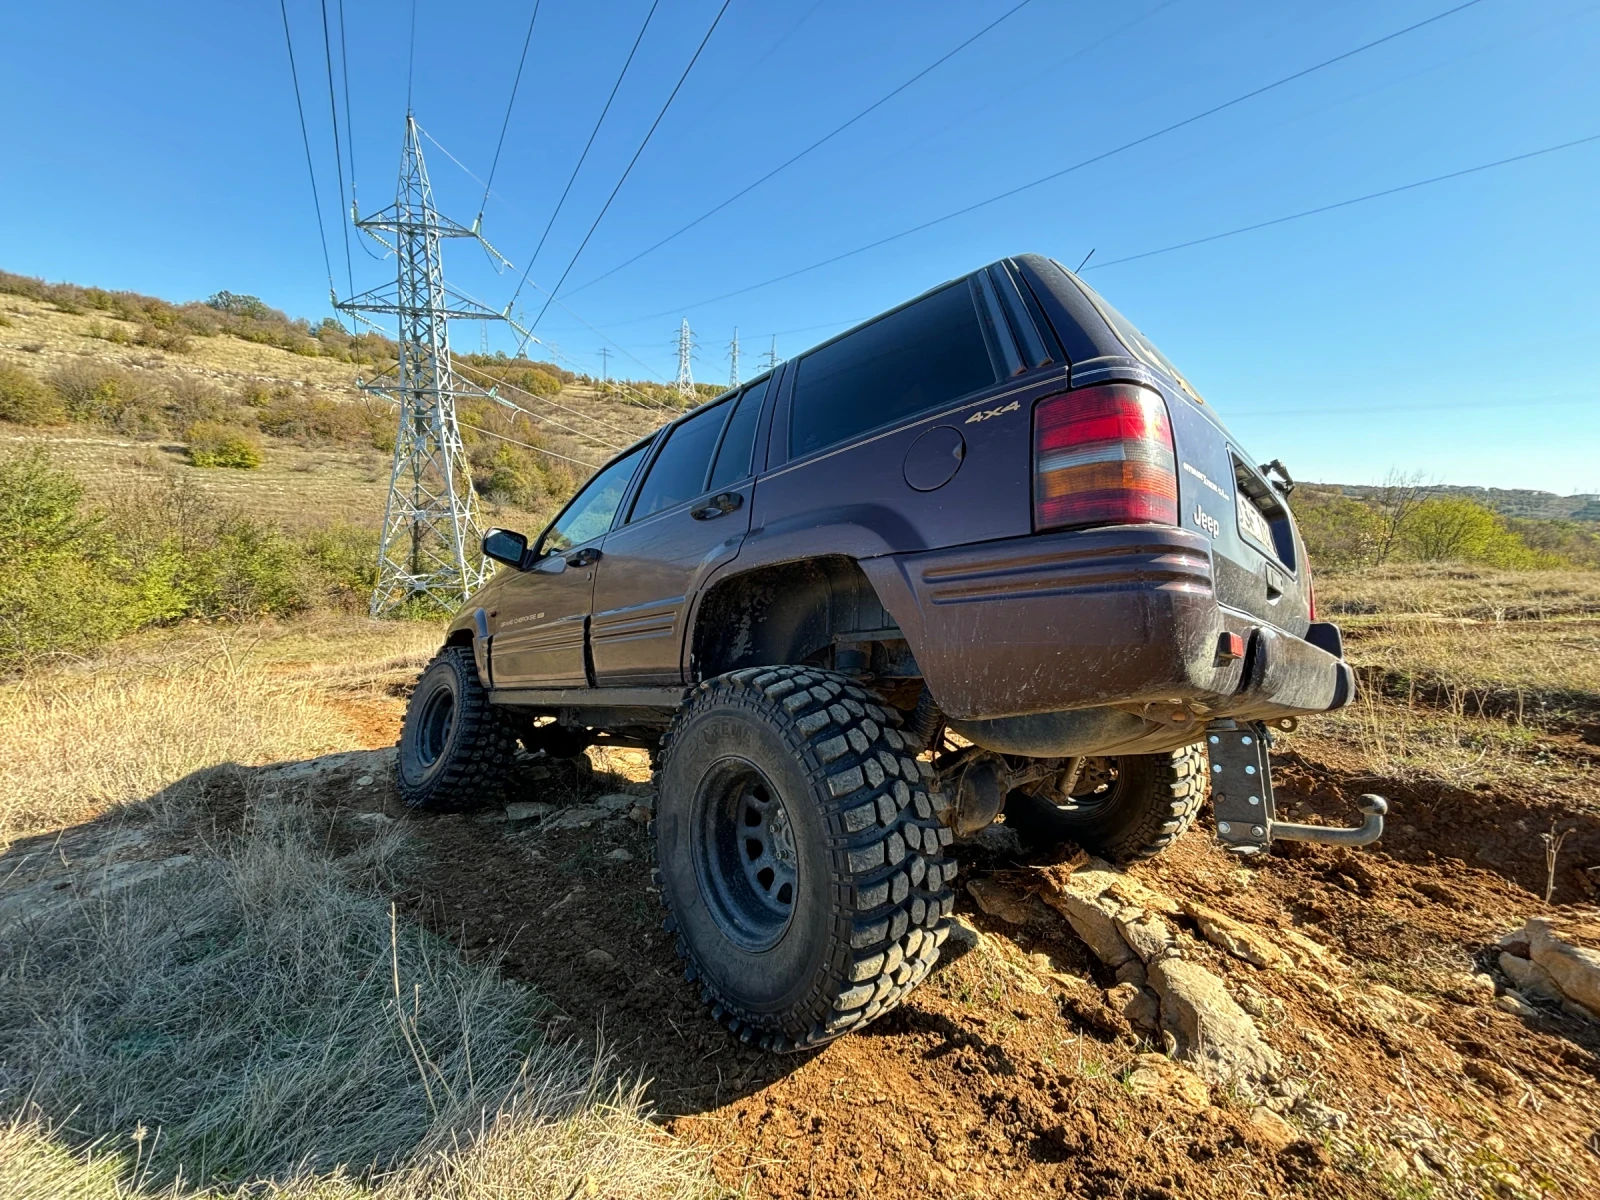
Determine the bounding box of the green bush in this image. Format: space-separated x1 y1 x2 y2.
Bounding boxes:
1399 496 1554 569
0 365 67 425
186 422 263 469
0 449 385 668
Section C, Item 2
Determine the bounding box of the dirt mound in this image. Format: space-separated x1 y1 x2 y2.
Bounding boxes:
294 707 1600 1200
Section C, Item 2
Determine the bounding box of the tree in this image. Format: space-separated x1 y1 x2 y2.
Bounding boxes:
1371 469 1429 566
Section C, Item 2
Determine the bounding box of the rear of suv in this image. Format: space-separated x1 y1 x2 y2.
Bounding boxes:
395 253 1376 1050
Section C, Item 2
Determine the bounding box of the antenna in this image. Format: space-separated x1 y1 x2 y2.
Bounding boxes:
675 318 696 404
337 114 508 616
728 326 740 388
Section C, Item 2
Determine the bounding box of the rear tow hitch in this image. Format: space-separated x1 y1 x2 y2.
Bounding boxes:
1205 719 1387 854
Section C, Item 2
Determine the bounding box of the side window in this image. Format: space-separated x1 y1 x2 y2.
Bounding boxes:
541 444 647 553
707 377 768 491
789 281 995 459
628 400 730 521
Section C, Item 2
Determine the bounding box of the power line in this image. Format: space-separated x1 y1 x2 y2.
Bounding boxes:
1086 132 1600 271
317 0 354 294
477 0 544 228
276 0 336 306
337 0 356 208
566 0 1038 298
608 0 1489 327
504 0 665 316
457 418 601 469
454 357 635 443
520 0 736 343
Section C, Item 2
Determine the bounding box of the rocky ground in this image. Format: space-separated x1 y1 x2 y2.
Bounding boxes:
8 697 1598 1199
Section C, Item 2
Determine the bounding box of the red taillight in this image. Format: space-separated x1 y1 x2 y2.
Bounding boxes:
1308 573 1317 621
1033 383 1178 530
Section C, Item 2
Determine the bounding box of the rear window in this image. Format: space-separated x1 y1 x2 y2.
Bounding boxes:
789 281 995 459
707 378 767 491
1063 269 1205 404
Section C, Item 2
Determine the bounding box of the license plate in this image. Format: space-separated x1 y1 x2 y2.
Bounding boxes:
1237 491 1275 549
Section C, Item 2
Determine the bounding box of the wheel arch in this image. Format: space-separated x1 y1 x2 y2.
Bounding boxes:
687 555 905 682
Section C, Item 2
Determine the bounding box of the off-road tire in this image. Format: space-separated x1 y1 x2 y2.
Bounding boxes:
653 666 957 1051
396 645 518 812
1003 745 1207 863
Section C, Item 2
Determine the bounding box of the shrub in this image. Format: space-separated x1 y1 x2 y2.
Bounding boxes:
186 422 263 469
1294 488 1386 570
48 362 167 435
0 365 66 425
1399 496 1555 569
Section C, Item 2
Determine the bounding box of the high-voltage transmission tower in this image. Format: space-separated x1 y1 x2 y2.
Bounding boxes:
337 114 508 616
727 327 741 388
761 334 780 372
675 318 696 403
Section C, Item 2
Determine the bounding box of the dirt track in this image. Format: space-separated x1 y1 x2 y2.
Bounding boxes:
321 700 1600 1200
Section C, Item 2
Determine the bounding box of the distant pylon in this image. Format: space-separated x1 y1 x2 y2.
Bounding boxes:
675 318 696 403
728 327 741 388
761 334 779 372
597 346 611 381
337 114 508 617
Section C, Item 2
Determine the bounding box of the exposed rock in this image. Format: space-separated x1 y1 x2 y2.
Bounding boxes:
593 793 638 815
584 948 615 967
1037 863 1138 969
966 823 1025 858
1498 951 1562 1002
505 801 557 822
1523 918 1600 1015
606 848 634 862
1493 991 1536 1018
628 805 653 825
1148 957 1282 1094
1123 1053 1210 1110
943 914 983 953
1245 1106 1299 1154
1108 982 1161 1032
1291 1098 1348 1132
966 878 1052 926
1113 910 1177 964
1182 901 1285 969
1276 928 1346 974
355 775 375 787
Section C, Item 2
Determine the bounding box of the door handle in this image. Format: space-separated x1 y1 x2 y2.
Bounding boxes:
565 547 602 567
690 492 744 521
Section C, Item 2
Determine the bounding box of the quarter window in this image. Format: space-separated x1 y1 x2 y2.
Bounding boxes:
540 444 647 553
629 399 730 521
789 282 995 459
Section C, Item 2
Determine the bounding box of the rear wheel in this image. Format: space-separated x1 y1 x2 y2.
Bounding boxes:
1002 746 1206 863
654 666 956 1051
396 645 518 812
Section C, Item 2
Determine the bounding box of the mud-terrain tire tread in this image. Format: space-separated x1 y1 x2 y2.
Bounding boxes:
396 645 518 812
652 666 956 1052
1007 745 1207 863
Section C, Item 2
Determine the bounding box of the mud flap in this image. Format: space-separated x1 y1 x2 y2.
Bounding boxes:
1206 720 1387 854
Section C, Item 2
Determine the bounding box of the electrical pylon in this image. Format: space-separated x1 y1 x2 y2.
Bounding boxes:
761 334 779 372
337 114 508 616
675 318 696 403
597 346 611 381
728 326 740 388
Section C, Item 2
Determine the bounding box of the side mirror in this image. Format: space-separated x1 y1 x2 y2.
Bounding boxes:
482 527 529 569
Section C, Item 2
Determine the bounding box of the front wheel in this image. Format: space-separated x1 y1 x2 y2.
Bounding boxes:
396 645 518 811
654 667 957 1051
1002 746 1207 863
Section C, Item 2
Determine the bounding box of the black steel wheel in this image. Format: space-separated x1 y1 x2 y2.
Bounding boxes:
654 666 957 1051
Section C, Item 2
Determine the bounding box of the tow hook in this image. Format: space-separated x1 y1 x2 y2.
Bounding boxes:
1205 719 1387 854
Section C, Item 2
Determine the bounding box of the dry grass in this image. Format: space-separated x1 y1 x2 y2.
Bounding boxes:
0 616 723 1199
0 621 441 851
1317 562 1600 622
0 797 720 1199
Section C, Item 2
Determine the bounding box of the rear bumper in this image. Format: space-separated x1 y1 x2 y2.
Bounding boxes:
864 526 1353 725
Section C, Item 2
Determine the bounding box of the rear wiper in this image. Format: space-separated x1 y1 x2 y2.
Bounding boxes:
1258 459 1295 496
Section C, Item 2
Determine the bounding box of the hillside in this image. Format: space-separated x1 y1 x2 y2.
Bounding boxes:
0 275 689 537
1318 481 1600 523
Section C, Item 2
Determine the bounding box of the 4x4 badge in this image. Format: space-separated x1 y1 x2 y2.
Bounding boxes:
965 400 1020 424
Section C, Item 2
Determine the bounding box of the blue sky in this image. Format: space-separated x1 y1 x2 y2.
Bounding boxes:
3 0 1597 492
